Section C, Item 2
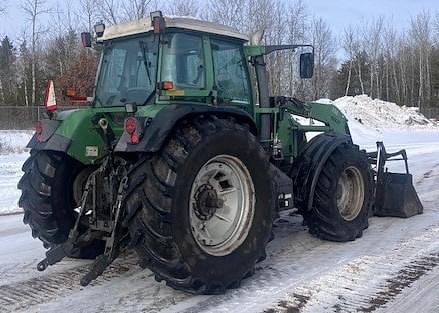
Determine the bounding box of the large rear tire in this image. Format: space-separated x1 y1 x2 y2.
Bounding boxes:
126 116 275 294
304 143 373 242
18 150 103 259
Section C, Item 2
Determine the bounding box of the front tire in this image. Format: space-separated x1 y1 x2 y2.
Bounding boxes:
126 116 275 294
304 143 373 242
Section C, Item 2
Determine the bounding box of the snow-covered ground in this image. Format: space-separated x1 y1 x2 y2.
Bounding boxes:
0 98 438 313
0 130 33 214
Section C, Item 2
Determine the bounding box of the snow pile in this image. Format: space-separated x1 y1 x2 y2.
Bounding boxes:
0 130 33 154
318 95 438 129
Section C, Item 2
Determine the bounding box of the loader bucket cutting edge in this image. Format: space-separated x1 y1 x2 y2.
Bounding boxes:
367 142 423 218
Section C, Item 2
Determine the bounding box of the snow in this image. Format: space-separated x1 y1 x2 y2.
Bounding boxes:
0 130 33 154
0 153 30 214
0 130 33 214
0 99 439 312
317 95 439 129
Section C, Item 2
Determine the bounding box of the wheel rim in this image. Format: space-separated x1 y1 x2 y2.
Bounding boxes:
189 155 255 256
336 166 365 221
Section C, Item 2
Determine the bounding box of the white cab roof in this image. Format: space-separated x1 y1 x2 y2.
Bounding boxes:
101 16 249 42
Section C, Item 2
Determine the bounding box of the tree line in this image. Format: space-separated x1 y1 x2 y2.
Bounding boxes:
0 0 438 110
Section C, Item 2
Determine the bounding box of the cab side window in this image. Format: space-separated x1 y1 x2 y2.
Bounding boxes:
211 39 251 105
161 33 205 89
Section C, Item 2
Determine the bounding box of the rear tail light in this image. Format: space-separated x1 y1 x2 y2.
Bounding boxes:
130 133 140 144
36 120 43 142
125 117 140 144
125 117 137 134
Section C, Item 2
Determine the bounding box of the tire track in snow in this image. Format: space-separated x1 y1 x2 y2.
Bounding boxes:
263 225 439 313
414 162 439 205
0 253 139 313
415 162 439 185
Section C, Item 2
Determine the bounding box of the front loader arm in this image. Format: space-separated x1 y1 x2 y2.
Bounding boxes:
269 97 350 160
275 97 349 135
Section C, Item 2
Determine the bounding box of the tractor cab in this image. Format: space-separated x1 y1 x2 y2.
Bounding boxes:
88 12 254 114
86 12 314 115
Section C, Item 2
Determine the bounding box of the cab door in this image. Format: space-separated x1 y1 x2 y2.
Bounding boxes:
209 38 254 115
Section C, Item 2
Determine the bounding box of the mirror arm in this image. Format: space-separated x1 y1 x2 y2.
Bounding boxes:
262 44 313 55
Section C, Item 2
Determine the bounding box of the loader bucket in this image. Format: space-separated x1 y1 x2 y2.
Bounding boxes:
367 142 423 218
374 172 423 218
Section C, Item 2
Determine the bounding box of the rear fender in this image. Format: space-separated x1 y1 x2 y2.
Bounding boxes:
115 105 257 153
291 132 353 212
26 108 125 164
26 119 71 152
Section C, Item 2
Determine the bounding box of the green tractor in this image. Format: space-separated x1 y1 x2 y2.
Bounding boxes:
18 12 423 294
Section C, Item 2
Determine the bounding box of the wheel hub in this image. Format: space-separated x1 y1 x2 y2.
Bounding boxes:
189 155 255 256
336 166 365 221
193 184 224 221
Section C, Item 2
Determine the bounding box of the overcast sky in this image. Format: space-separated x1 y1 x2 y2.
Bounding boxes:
0 0 438 42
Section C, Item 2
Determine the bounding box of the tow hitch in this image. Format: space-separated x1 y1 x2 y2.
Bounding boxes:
37 117 130 285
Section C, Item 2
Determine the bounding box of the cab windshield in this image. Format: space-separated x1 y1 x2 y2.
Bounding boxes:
95 34 157 107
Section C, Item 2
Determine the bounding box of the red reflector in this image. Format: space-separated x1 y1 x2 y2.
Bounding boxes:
162 81 174 90
36 121 43 142
45 80 57 112
130 133 140 144
125 117 137 135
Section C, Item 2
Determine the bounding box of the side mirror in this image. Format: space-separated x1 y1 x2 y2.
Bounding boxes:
300 53 314 79
81 32 92 48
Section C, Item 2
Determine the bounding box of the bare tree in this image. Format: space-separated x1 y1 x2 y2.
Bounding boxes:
286 0 307 96
434 13 439 45
342 25 356 96
410 11 432 109
122 0 153 21
166 0 199 17
98 0 120 25
265 0 286 95
205 0 247 30
22 0 51 106
79 0 98 33
310 16 336 99
0 0 7 15
381 21 402 103
361 17 384 98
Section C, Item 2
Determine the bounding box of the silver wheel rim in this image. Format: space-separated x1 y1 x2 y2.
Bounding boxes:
336 166 365 221
189 155 255 256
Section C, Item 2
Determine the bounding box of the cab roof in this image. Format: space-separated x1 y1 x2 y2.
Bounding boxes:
101 16 249 42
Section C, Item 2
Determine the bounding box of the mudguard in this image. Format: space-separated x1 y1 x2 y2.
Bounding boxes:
291 132 353 212
115 104 257 153
26 119 71 152
26 108 125 164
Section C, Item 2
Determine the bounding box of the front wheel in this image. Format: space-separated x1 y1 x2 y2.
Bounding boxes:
126 116 276 294
304 143 373 242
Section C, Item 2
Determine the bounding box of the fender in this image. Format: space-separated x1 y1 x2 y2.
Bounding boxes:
26 119 71 152
291 132 353 212
115 104 258 153
26 108 125 164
